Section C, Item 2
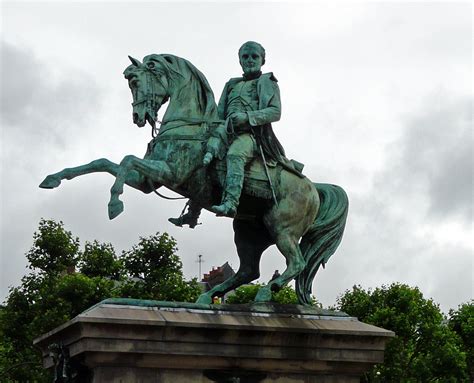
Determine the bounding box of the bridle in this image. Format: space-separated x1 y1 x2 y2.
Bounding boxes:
131 65 168 137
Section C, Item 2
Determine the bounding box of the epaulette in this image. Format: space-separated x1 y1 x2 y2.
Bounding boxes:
262 72 278 82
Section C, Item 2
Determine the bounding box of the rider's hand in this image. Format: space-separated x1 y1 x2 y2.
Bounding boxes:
203 152 213 166
231 112 248 127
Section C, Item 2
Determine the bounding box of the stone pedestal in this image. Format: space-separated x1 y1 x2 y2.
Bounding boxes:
34 299 394 382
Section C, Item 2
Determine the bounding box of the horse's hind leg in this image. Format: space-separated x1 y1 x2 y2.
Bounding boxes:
254 233 305 302
254 180 318 303
196 219 272 304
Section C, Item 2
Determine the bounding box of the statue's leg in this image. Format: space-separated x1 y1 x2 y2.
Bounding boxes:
39 158 152 193
212 134 255 217
108 155 173 219
254 233 306 303
254 175 318 303
196 219 272 304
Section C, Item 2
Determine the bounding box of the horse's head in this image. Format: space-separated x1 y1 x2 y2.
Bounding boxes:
123 56 170 130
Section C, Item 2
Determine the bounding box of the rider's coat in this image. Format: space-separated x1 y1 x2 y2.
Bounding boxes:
217 72 286 164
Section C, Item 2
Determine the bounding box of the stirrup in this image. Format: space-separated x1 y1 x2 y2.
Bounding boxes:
168 213 199 228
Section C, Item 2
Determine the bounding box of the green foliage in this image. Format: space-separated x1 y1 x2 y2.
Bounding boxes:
119 232 201 302
225 284 304 305
272 286 298 304
225 284 260 304
337 283 469 382
449 301 474 381
121 232 181 280
0 220 201 382
78 240 122 279
26 219 79 274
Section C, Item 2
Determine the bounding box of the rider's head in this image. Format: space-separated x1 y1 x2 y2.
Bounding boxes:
238 41 265 76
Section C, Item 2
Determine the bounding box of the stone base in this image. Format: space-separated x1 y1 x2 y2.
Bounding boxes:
34 300 394 382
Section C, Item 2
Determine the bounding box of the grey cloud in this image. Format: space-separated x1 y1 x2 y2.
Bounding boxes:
327 94 473 312
1 40 104 301
1 41 42 122
317 184 472 313
377 93 472 224
1 40 102 149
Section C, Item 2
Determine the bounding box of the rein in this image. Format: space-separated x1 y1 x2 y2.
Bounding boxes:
152 117 222 142
147 178 186 200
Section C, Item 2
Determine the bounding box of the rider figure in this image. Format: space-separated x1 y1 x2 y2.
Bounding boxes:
169 41 286 227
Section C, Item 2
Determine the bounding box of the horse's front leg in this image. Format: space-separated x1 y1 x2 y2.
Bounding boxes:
40 158 154 193
40 158 118 189
108 155 173 219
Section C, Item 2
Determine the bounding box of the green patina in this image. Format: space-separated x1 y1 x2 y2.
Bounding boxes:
40 42 348 305
91 297 349 317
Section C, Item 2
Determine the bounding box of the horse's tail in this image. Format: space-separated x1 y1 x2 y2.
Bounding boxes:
296 183 349 305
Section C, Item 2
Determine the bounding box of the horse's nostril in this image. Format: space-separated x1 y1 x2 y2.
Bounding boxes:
133 113 138 123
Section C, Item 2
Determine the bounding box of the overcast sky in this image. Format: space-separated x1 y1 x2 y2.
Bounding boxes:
1 2 472 313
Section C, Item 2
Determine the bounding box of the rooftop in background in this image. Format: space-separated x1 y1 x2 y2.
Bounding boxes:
202 262 235 289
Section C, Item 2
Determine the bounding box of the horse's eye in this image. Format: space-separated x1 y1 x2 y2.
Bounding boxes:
147 62 155 69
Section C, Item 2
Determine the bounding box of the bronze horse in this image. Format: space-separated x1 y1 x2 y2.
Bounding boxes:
40 54 348 304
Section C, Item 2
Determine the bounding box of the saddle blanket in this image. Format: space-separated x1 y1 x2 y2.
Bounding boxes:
213 158 304 200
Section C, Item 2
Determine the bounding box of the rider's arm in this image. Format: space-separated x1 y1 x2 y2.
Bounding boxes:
247 75 281 127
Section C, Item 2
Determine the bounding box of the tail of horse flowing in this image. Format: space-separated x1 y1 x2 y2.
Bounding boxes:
296 183 349 305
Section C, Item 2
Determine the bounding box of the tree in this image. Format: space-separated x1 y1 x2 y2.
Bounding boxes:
78 240 122 279
449 301 474 381
0 220 201 383
26 219 79 274
336 283 469 382
119 232 201 302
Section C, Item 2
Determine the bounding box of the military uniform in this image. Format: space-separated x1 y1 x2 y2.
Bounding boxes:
212 72 285 216
168 72 287 225
218 72 285 164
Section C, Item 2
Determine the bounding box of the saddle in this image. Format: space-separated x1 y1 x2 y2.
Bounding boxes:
206 119 305 201
213 157 305 200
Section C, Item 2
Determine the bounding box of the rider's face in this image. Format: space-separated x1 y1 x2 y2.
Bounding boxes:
239 46 264 75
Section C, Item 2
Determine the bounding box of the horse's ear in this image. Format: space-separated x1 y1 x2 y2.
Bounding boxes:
128 56 141 67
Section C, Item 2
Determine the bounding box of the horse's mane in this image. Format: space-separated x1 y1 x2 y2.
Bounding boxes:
143 54 218 121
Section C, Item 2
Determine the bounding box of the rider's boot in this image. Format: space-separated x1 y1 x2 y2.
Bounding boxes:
212 156 245 217
168 200 202 228
168 213 199 228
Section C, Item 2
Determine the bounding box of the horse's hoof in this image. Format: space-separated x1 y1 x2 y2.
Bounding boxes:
108 200 124 220
196 294 212 305
39 175 61 189
254 287 272 302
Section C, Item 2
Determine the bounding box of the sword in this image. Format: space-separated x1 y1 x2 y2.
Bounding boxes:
258 143 279 206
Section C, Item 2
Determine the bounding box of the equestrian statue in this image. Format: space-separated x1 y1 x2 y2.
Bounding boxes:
40 41 348 305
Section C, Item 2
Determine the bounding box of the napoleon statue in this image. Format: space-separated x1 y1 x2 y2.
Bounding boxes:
40 41 348 304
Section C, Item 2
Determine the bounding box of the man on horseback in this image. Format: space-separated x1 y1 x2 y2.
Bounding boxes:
40 48 348 305
169 41 287 226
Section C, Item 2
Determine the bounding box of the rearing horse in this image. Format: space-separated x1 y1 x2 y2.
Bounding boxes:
40 54 348 304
